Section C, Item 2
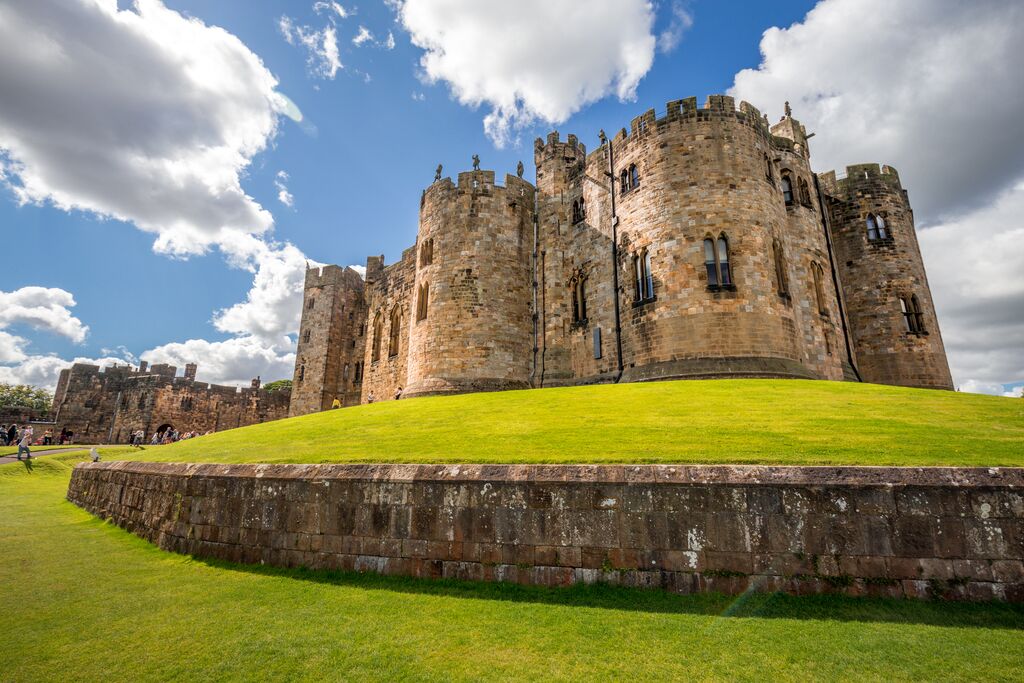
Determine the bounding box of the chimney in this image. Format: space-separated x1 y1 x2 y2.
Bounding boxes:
184 363 198 381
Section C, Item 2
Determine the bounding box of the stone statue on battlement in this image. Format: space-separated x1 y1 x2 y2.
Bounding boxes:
472 154 480 171
517 161 524 178
434 164 442 182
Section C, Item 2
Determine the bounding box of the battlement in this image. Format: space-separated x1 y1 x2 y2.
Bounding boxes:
533 131 587 160
304 264 361 290
819 163 903 198
423 169 535 203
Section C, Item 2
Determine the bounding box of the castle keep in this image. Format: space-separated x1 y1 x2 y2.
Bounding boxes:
50 362 290 444
290 96 952 415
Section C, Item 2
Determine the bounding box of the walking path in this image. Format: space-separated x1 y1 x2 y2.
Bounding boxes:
0 446 94 466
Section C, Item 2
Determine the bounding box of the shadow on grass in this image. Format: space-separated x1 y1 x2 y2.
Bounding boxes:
193 555 1024 630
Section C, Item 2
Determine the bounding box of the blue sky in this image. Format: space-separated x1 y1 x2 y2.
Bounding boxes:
1 0 1022 396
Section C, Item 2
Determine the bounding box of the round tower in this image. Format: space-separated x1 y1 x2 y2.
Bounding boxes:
575 95 843 383
820 164 953 389
404 168 536 397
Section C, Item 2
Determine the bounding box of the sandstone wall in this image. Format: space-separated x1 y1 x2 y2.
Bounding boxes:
69 461 1024 601
360 250 415 403
821 165 954 390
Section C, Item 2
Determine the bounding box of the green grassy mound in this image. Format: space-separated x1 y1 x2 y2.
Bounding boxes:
129 379 1024 466
1 458 1022 681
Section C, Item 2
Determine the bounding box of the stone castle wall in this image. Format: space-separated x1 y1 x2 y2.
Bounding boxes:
68 461 1024 601
820 165 954 390
290 94 953 417
51 363 290 444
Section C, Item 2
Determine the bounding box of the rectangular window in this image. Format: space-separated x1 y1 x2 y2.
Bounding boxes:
593 327 602 359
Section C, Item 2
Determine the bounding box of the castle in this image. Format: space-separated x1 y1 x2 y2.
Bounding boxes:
47 361 290 444
289 96 952 416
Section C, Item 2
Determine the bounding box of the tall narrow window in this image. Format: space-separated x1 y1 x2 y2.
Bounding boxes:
372 313 383 362
765 154 773 182
579 196 585 220
629 164 640 190
812 262 828 315
781 175 794 206
298 364 305 382
307 298 315 310
633 250 653 301
420 238 433 266
704 235 732 289
866 214 880 240
798 177 812 206
571 275 588 322
900 295 926 333
620 170 629 194
388 307 401 357
644 251 653 299
302 329 311 344
416 283 429 321
773 238 789 297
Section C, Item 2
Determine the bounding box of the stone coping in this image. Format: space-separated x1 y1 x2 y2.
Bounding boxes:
75 461 1024 487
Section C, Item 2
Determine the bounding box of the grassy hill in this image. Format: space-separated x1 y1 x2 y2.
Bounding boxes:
127 379 1024 466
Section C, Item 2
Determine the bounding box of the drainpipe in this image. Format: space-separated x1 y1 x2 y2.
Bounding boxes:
530 193 539 385
814 174 862 382
599 130 625 381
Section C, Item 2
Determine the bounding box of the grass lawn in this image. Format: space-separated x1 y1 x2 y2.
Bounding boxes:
126 379 1024 466
2 455 1023 682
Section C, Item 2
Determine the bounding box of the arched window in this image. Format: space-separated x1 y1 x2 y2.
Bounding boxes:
416 283 429 322
773 238 789 297
764 154 773 182
632 249 654 301
781 175 794 206
864 218 880 244
798 177 812 206
298 364 305 382
629 164 640 189
371 313 383 362
876 214 888 239
812 261 828 315
579 196 585 220
704 234 732 288
388 307 401 357
343 364 349 380
620 169 629 194
571 275 588 322
302 329 311 344
419 238 433 267
900 295 926 334
571 196 585 223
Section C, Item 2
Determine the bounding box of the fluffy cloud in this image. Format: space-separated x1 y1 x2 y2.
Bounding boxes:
352 26 374 46
0 287 89 343
730 0 1024 393
279 15 343 79
274 170 294 207
730 0 1024 223
0 0 294 259
392 0 657 147
141 336 295 387
657 1 693 54
0 353 133 390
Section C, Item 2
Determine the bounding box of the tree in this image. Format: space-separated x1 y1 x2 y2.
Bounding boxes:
262 379 292 393
0 383 53 414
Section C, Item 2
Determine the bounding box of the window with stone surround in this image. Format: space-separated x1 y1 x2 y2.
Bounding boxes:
420 238 433 267
632 249 654 302
798 177 812 206
900 295 926 334
388 307 401 357
572 197 586 224
571 273 588 323
306 298 314 310
372 314 383 362
781 174 794 206
416 283 429 322
630 164 639 190
704 235 733 290
866 213 889 241
298 364 305 382
180 396 193 411
812 261 828 315
773 238 790 298
765 154 773 183
302 329 310 344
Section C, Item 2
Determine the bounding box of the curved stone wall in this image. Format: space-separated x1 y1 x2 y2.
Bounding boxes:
405 171 536 397
69 461 1024 601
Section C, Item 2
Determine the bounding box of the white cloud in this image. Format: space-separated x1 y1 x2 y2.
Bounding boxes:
384 31 396 50
0 353 133 390
313 2 350 20
141 336 295 387
0 331 29 365
730 0 1024 223
729 0 1024 393
279 15 343 79
0 287 89 343
353 26 374 46
411 92 426 102
274 170 294 207
391 0 657 147
347 264 367 279
0 0 293 260
657 1 693 54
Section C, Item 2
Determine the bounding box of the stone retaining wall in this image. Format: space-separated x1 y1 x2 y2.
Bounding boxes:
67 462 1024 601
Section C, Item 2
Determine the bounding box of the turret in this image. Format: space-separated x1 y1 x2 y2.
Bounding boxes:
820 164 953 390
404 166 536 397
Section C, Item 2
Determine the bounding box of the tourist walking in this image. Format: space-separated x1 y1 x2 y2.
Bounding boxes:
16 425 33 461
331 397 341 409
393 386 403 401
367 391 375 404
6 423 16 448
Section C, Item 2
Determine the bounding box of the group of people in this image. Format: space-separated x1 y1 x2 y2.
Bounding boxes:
146 428 208 445
361 386 403 405
1 424 34 460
